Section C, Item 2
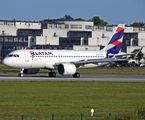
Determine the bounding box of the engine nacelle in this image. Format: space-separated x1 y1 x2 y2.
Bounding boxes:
57 63 76 75
23 68 39 74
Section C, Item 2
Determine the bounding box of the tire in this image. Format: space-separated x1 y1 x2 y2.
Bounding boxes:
18 73 23 77
72 73 80 78
49 72 56 77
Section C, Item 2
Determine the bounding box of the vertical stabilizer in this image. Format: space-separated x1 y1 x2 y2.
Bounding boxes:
134 47 143 59
102 24 125 58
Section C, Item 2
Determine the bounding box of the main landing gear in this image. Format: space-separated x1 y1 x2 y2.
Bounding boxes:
48 70 80 78
72 72 80 78
48 70 56 77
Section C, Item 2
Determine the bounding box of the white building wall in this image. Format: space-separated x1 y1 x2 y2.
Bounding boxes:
88 37 109 47
73 45 100 50
36 36 59 45
138 33 145 46
47 23 65 29
47 37 59 45
16 22 41 29
36 36 45 44
0 25 17 36
43 29 67 37
124 27 134 32
0 21 15 27
64 21 93 31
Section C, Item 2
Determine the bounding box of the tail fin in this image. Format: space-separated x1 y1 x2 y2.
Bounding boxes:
102 24 125 58
134 47 143 59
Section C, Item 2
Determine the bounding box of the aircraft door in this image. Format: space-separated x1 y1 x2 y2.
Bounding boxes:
23 51 29 62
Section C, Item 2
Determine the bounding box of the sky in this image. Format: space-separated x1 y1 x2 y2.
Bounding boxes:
0 0 145 25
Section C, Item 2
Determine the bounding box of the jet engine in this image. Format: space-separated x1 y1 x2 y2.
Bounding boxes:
57 63 76 75
23 68 39 74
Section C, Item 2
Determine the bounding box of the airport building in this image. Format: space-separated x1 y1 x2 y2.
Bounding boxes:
32 19 93 50
1 17 145 62
0 20 42 57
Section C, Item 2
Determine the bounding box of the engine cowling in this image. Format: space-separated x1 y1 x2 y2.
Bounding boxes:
57 63 76 75
23 68 39 74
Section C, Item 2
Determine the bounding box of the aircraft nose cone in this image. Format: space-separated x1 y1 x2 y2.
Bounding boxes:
2 58 10 67
2 58 6 65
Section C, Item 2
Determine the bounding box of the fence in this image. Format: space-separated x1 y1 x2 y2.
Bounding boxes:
0 113 114 120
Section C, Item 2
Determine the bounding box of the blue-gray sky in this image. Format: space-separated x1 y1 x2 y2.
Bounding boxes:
0 0 144 25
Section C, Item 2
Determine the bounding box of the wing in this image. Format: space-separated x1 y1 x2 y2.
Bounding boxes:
54 58 127 68
74 58 127 65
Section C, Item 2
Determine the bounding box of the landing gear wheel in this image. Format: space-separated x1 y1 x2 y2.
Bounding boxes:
18 73 23 77
19 68 24 77
49 72 56 77
72 73 80 78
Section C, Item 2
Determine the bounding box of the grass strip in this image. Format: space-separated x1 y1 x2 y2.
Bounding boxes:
0 81 144 115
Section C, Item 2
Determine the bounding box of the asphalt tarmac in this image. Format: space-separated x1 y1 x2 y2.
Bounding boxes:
0 73 145 82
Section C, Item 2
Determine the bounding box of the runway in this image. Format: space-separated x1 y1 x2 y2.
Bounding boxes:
0 73 145 82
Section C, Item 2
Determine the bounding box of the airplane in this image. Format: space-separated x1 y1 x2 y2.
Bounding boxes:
2 24 126 78
133 47 143 59
106 47 143 67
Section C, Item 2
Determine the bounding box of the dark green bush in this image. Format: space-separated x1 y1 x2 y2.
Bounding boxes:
105 108 145 120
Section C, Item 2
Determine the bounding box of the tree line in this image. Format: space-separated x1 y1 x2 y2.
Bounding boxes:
57 15 145 27
92 16 145 27
91 16 145 27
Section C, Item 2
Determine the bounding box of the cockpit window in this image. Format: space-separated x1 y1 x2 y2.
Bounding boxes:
8 54 19 57
8 54 13 57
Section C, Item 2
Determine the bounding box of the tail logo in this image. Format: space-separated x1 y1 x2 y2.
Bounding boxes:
111 40 122 46
30 51 35 55
30 51 35 60
103 24 125 58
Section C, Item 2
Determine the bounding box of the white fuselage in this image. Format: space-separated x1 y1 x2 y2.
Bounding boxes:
3 49 107 69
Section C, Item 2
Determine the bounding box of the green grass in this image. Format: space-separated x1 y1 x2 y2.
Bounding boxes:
0 81 145 115
0 63 19 73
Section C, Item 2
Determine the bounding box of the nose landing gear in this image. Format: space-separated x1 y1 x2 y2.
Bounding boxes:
18 68 24 77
